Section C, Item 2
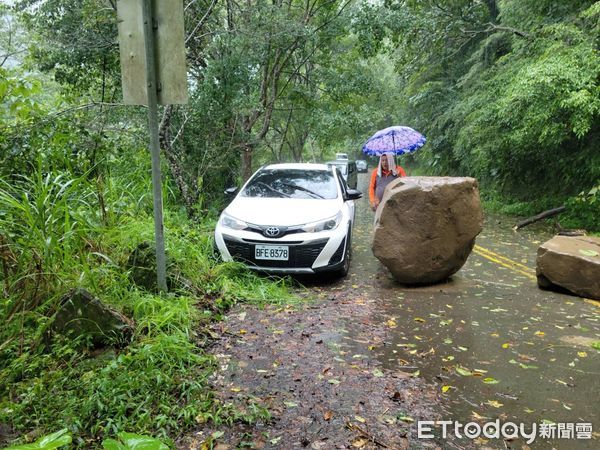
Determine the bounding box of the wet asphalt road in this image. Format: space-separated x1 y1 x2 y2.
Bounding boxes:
313 172 599 449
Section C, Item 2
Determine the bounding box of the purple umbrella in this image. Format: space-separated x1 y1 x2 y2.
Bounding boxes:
362 125 426 156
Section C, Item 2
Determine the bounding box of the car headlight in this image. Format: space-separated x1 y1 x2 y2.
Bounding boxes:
220 212 248 230
301 211 342 233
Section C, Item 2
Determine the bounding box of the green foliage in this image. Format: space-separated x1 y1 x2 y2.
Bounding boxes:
0 158 295 447
362 0 600 216
562 184 600 231
3 429 72 450
5 429 170 450
102 433 168 450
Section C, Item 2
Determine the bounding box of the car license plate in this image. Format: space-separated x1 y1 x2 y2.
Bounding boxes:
255 245 289 260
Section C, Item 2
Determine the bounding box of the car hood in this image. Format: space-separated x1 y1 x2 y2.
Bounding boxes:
225 197 342 226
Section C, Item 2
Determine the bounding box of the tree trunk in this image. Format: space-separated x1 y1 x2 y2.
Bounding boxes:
159 106 199 217
241 144 253 182
483 0 499 22
513 206 566 231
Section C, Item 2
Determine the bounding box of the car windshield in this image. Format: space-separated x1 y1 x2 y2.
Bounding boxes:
243 169 338 199
328 163 347 175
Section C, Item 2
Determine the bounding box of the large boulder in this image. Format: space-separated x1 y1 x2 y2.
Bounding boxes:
51 288 134 347
536 235 600 300
372 176 483 284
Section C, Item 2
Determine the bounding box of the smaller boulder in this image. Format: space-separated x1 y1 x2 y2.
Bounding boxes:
51 288 134 347
536 235 600 300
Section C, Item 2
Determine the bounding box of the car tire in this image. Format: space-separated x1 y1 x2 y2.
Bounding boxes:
336 225 352 277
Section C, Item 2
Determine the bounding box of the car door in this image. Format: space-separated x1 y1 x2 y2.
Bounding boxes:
335 168 355 225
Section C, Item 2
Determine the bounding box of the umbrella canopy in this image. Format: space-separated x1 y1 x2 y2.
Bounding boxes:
362 125 426 156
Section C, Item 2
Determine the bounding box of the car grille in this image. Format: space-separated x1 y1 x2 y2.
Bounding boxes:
223 237 328 268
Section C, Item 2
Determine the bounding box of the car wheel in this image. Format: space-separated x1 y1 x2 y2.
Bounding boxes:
336 225 352 277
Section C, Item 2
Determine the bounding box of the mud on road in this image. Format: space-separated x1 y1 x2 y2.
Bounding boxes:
181 292 440 450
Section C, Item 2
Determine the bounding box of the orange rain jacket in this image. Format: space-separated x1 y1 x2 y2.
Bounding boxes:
368 165 407 207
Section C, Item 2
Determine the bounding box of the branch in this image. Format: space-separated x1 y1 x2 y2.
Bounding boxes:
461 22 529 39
185 0 219 45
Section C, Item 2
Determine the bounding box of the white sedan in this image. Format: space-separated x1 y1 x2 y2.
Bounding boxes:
214 163 362 276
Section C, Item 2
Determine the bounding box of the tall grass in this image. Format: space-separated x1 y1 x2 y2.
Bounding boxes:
0 157 296 448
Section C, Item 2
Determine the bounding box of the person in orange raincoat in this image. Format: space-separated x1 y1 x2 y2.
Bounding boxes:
368 152 406 211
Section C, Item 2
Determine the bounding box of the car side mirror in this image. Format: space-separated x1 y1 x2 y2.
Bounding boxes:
224 186 238 197
346 189 362 201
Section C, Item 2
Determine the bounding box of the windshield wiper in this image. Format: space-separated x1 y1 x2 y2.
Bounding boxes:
255 181 291 198
280 183 324 199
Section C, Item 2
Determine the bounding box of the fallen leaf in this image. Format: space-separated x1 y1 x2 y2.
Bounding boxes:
398 414 414 423
519 363 538 370
577 351 588 358
284 401 298 408
579 249 599 257
372 369 384 377
471 411 488 421
534 331 545 337
442 385 451 393
502 343 510 349
355 415 366 423
486 400 503 408
455 366 472 376
324 411 333 421
351 437 367 448
483 377 499 384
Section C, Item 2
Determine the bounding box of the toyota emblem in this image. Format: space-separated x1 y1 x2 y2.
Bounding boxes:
264 226 281 237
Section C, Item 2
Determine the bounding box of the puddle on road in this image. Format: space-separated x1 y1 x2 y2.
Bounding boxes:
310 174 600 448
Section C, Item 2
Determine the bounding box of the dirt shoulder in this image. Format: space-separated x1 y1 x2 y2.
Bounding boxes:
180 292 440 449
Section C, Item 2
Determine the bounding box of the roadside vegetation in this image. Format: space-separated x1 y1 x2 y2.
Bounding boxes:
1 0 599 448
0 147 294 447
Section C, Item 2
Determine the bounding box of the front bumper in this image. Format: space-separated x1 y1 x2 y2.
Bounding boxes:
214 226 347 273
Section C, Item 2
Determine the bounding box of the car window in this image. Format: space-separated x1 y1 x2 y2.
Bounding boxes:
329 162 347 175
242 169 338 199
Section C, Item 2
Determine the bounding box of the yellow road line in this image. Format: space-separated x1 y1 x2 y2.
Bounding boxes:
474 246 600 305
472 245 537 280
474 245 536 274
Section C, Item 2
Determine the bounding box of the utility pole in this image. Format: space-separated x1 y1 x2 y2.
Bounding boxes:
117 0 188 292
141 0 167 291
